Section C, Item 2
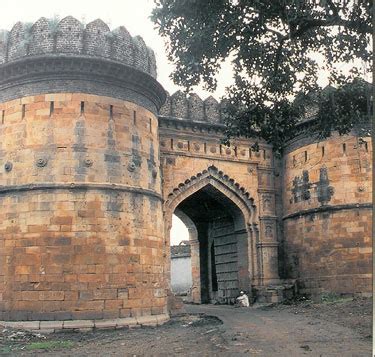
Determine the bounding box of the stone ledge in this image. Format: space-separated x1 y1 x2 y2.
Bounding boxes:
282 202 373 220
0 182 163 202
63 320 95 329
0 314 170 332
136 315 158 326
0 56 166 114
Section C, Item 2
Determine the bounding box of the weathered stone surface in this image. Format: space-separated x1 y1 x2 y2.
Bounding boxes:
63 320 95 329
0 17 157 78
0 16 371 326
281 132 372 296
0 94 166 321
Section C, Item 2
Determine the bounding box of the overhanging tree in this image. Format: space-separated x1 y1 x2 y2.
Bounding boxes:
152 0 373 153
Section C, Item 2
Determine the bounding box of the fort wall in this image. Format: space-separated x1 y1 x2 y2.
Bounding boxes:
0 94 166 321
159 116 281 295
0 17 167 322
282 131 372 297
0 16 372 324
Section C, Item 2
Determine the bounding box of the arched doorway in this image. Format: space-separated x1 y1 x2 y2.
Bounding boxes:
164 166 257 304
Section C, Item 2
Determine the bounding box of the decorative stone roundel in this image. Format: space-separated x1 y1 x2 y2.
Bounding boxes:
4 162 12 172
127 162 136 172
225 148 231 155
152 168 158 178
193 143 200 151
36 158 47 167
177 142 184 149
84 158 93 167
265 225 273 237
210 146 216 154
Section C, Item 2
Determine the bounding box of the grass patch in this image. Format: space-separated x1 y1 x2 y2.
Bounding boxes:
1 346 13 353
320 293 353 304
25 340 74 351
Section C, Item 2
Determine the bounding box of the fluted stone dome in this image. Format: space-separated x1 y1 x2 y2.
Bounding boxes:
0 16 157 77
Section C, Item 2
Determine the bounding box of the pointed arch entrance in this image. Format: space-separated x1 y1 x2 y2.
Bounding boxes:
164 166 258 304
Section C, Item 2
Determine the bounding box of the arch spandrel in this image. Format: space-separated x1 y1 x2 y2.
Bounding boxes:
164 165 257 227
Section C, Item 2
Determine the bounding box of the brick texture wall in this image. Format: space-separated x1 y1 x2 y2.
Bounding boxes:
0 94 166 320
282 132 372 296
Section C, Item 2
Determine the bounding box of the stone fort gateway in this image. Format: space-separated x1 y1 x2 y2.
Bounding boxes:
0 17 372 328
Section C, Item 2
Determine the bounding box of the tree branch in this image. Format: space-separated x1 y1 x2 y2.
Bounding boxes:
265 25 287 40
290 17 372 38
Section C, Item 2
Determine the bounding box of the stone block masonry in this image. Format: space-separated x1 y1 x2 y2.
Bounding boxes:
0 94 167 321
0 16 372 325
0 314 169 332
0 17 157 77
281 132 372 297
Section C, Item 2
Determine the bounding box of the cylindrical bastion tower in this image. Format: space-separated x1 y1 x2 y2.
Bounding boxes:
0 17 167 324
281 121 372 298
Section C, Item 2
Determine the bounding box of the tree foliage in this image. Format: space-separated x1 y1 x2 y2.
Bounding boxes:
152 0 373 153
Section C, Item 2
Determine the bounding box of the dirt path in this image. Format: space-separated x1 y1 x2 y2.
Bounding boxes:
0 298 371 356
186 303 371 356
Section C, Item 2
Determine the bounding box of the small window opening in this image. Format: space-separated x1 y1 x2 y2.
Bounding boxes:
80 101 85 115
364 142 368 152
133 110 137 125
22 104 26 119
342 143 346 154
322 146 325 157
50 101 54 116
304 151 307 162
149 118 152 133
1 110 4 124
109 105 113 120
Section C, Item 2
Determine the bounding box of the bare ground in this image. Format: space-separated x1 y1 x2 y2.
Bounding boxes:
0 297 371 356
271 296 372 340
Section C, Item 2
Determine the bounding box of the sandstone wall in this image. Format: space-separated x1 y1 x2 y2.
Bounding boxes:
282 132 372 296
0 94 166 320
159 117 281 288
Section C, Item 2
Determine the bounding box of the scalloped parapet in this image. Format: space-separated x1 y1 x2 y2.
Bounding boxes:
160 91 225 124
0 16 157 78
